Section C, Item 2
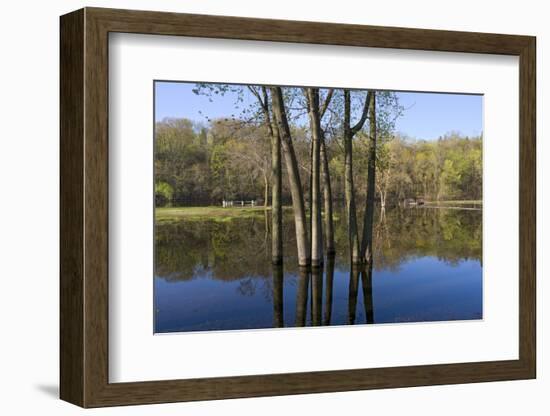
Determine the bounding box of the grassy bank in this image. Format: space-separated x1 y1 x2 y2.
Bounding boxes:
423 200 482 205
156 206 275 223
155 205 343 223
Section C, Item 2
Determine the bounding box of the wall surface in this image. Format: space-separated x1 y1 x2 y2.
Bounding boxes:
0 0 546 414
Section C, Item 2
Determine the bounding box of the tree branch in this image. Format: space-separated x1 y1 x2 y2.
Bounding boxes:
351 91 373 135
319 89 334 119
247 86 268 113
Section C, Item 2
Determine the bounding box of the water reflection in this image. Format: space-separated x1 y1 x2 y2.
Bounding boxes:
154 207 482 333
272 264 284 328
295 267 309 327
348 266 360 325
311 266 323 326
323 255 335 326
362 263 374 324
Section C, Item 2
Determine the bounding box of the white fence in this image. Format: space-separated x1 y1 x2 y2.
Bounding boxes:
222 200 257 208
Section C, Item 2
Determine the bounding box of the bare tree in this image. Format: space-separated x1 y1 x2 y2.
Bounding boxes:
221 122 271 203
320 90 335 254
246 86 283 265
193 83 284 265
270 86 310 267
361 91 377 264
305 88 324 267
343 90 373 264
269 111 283 264
303 88 334 262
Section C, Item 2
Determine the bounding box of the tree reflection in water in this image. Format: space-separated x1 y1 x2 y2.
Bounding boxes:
154 207 482 333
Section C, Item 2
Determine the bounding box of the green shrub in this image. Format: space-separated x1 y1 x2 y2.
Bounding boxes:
155 182 174 207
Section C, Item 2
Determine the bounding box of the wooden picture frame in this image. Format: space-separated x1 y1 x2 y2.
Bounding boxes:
60 7 536 408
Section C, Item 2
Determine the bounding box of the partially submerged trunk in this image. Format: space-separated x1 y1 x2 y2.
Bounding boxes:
361 91 377 264
343 90 372 264
263 209 269 257
263 172 269 208
308 139 313 261
343 90 360 263
270 86 310 266
305 88 324 267
269 118 283 264
255 87 282 264
320 134 335 255
319 89 335 255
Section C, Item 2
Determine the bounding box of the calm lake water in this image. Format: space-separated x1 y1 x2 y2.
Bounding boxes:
154 206 482 333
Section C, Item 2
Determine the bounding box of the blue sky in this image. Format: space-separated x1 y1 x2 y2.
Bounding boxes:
155 81 482 140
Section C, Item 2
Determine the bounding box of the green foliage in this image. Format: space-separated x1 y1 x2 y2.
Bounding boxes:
155 181 174 206
155 117 270 205
373 133 482 203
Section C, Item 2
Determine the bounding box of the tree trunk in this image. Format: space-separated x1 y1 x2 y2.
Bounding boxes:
343 90 360 263
343 90 372 264
308 138 313 261
263 172 269 208
361 91 377 264
306 88 323 267
257 87 282 265
270 121 283 264
263 209 269 257
270 86 310 266
320 134 335 255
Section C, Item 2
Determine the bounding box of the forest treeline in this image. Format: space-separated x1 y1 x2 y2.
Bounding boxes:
155 85 481 267
155 119 482 207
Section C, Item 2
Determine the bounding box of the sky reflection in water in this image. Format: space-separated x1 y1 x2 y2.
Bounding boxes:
154 207 482 333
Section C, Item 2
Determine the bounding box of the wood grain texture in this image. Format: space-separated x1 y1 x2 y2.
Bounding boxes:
83 10 110 406
59 8 84 407
518 38 537 375
59 7 537 408
89 7 532 54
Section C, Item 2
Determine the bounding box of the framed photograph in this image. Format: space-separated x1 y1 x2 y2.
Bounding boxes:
60 7 536 407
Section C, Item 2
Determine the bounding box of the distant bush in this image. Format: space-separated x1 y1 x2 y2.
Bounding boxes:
155 182 174 207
